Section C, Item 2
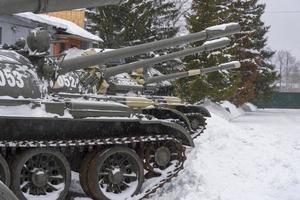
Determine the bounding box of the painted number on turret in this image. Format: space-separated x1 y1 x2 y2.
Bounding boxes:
52 75 80 89
0 69 25 88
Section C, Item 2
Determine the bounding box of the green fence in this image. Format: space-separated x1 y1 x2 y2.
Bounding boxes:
253 92 300 109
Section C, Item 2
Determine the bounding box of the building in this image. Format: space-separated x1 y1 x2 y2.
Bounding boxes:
0 11 102 55
46 10 96 54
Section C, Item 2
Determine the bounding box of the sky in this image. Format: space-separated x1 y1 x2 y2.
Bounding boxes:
260 0 300 60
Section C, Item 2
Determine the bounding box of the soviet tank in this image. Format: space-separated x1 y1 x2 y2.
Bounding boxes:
142 61 241 137
105 61 241 138
52 23 240 139
0 1 195 200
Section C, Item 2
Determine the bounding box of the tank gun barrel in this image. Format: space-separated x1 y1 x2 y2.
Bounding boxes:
0 0 123 15
59 23 240 74
104 37 231 78
144 61 241 85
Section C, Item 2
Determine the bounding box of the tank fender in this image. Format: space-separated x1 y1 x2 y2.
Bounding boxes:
142 107 192 131
139 119 194 147
196 106 211 117
175 105 211 117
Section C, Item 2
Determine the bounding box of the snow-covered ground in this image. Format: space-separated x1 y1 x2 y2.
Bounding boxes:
73 105 300 200
150 108 300 200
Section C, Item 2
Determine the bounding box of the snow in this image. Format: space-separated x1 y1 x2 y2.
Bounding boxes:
206 22 239 31
241 102 258 112
71 106 300 200
203 37 230 46
63 48 85 60
0 104 71 118
151 109 300 200
176 0 193 36
220 100 245 119
110 73 140 86
15 12 102 42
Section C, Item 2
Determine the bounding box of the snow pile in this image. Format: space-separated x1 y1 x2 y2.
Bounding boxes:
151 109 300 200
200 100 233 120
201 100 246 120
110 73 140 86
220 100 245 119
241 102 257 112
16 12 102 42
146 67 172 86
0 104 72 118
72 108 300 200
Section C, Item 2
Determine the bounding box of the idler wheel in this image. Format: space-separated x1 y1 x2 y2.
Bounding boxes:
87 147 144 200
155 147 171 168
10 149 71 200
144 140 186 178
0 154 10 186
190 118 201 130
186 113 205 130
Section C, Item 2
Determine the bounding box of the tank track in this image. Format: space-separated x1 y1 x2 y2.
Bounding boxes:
0 134 186 200
185 112 207 140
164 116 205 140
191 126 206 140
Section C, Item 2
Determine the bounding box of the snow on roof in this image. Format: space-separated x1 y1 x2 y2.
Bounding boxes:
15 12 103 42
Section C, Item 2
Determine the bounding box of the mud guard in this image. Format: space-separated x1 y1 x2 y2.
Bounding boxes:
139 119 194 147
175 105 211 117
142 107 192 131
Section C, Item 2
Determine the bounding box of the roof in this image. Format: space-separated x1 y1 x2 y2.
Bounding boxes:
15 12 103 42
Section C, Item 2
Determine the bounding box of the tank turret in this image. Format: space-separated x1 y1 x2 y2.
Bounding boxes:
0 0 123 15
145 61 241 85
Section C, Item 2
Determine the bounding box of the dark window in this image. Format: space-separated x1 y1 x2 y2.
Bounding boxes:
0 27 2 44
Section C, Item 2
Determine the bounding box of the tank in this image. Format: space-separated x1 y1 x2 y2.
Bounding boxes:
0 4 206 200
0 18 240 199
45 23 239 142
142 61 241 136
23 24 238 141
53 37 236 141
106 61 241 138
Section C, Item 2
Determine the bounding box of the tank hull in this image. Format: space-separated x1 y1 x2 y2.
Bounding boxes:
0 116 193 146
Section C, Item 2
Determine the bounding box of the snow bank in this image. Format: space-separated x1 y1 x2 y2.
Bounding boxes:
200 100 233 120
200 100 246 120
241 102 257 112
220 100 245 119
151 110 300 200
72 108 300 200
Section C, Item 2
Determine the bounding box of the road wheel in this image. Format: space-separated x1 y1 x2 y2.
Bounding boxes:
10 148 71 200
87 147 144 200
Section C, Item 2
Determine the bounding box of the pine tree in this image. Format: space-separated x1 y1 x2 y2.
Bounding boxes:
176 0 278 105
228 0 278 105
86 0 183 77
86 1 157 48
176 0 241 103
87 0 181 49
